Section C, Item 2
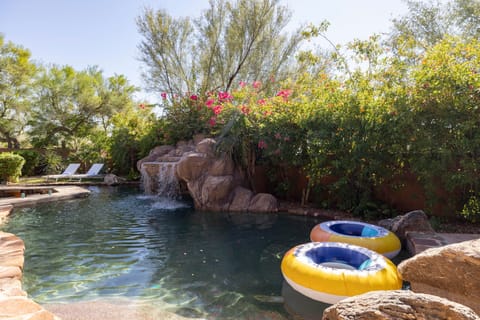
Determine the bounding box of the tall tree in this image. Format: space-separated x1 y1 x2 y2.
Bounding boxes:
137 0 304 96
0 35 37 148
389 0 480 61
29 65 136 150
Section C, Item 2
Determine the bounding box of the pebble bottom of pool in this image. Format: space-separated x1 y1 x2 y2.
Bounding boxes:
3 186 331 319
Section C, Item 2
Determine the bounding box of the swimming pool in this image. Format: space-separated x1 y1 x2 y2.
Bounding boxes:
3 186 328 319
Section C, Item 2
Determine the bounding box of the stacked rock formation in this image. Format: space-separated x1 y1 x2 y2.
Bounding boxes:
138 137 278 213
0 231 58 319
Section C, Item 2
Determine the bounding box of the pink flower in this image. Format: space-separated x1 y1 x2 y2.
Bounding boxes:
258 140 267 149
274 133 281 139
218 91 233 101
209 117 217 127
190 94 198 101
205 99 215 108
253 81 261 89
240 105 250 115
257 99 266 106
276 89 292 101
213 105 223 115
284 136 290 142
161 92 167 99
239 81 247 88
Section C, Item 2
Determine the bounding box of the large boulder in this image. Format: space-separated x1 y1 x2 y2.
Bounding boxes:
136 145 176 171
322 290 479 320
209 156 235 176
398 238 480 315
195 138 216 156
103 174 125 186
229 187 254 212
248 193 278 213
389 210 435 242
176 153 211 182
200 175 235 210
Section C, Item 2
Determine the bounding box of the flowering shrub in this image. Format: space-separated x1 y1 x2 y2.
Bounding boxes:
153 36 480 220
155 81 304 191
159 92 213 143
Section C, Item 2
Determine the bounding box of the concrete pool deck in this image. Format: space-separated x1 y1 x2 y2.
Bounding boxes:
0 185 91 210
0 186 478 319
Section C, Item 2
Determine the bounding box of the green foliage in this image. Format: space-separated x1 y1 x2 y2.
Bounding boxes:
29 65 137 149
71 129 109 168
39 151 63 175
196 26 479 219
406 37 480 211
0 152 25 183
294 70 406 212
389 0 480 62
137 0 304 96
14 150 41 176
161 95 212 143
461 192 480 223
206 81 305 190
137 117 168 157
109 105 160 175
0 35 37 148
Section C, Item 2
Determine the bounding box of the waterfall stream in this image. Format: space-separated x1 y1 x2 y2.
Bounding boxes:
140 162 180 198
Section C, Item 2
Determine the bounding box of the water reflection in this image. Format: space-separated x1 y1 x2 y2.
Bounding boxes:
282 281 330 320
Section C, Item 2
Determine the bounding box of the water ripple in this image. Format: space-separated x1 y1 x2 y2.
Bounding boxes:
4 186 325 319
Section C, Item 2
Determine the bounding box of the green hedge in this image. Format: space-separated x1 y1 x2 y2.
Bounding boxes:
0 152 25 183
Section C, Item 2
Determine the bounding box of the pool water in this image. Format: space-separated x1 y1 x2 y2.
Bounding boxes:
3 186 329 319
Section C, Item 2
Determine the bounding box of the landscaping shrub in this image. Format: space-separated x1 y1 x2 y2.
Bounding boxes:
160 93 212 144
39 151 63 175
109 105 161 175
175 35 479 220
0 152 25 183
14 150 42 176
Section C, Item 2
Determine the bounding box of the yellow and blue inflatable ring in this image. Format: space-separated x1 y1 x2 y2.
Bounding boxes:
310 220 401 259
281 242 402 304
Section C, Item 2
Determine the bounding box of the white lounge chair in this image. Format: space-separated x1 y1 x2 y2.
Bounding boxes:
69 163 105 182
43 163 81 182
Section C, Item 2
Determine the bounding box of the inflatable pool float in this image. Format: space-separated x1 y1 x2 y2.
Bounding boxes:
281 242 402 304
310 220 401 259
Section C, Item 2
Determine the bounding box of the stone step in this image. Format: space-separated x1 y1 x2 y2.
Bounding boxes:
406 231 480 255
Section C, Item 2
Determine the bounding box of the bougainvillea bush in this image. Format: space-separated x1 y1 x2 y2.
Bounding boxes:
153 36 479 221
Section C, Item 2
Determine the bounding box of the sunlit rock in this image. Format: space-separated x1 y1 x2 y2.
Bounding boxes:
322 290 479 320
398 238 480 315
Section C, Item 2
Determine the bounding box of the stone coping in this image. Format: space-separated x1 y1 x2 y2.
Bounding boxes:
0 231 58 319
0 186 90 209
0 187 91 319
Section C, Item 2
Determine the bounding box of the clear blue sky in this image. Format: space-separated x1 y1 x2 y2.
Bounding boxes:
0 0 408 102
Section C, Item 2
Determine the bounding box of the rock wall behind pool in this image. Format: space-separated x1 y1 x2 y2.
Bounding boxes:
137 136 278 213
